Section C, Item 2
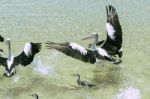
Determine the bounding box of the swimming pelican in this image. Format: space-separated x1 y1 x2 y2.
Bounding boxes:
89 5 123 58
0 38 42 77
74 74 96 88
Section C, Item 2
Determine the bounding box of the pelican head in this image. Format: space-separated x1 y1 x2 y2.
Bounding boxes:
81 33 98 51
4 38 10 45
81 33 98 42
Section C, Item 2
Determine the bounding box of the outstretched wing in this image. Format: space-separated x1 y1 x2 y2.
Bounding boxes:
0 35 4 42
101 5 123 58
14 42 41 66
0 57 7 66
45 41 96 64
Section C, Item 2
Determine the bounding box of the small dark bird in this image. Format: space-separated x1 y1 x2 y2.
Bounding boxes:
30 94 39 99
74 74 96 88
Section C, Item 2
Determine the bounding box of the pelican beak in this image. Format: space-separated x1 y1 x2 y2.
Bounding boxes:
81 35 92 40
4 38 10 45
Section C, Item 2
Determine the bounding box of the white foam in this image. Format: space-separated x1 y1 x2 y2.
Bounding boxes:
32 57 54 75
116 87 141 99
12 75 20 83
69 42 87 55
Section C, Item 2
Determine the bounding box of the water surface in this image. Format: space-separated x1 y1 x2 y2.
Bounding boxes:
0 0 150 99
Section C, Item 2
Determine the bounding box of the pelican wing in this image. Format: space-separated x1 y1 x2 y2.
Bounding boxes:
45 41 96 64
102 5 122 57
0 35 4 42
14 42 41 66
0 57 7 66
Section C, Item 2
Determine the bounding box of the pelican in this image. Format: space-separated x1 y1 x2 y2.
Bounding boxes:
30 94 39 99
73 74 96 88
45 5 121 64
0 38 42 77
82 33 121 64
45 33 120 64
89 5 123 58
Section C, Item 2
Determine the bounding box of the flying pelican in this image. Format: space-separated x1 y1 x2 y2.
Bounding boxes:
0 38 42 77
30 94 39 99
45 33 120 64
45 41 96 64
73 74 96 88
89 5 123 58
45 5 121 64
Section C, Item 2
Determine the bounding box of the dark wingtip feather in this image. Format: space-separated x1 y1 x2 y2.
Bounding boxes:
0 35 4 42
30 42 42 54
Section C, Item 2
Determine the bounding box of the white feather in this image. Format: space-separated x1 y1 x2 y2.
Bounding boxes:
96 48 111 58
69 42 87 55
106 23 115 40
119 48 123 52
7 55 14 69
23 42 32 56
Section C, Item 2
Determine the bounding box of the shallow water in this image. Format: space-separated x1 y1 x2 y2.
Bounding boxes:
0 0 150 99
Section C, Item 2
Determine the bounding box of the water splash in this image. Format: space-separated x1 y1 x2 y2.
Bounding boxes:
32 57 54 75
12 75 20 83
116 86 141 99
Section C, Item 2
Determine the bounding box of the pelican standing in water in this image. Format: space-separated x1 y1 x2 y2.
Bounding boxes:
88 5 123 58
0 38 41 77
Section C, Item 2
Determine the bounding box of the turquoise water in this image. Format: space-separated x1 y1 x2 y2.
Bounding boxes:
0 0 150 99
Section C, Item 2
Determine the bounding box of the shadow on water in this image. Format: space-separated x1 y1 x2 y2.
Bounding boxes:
92 64 123 87
0 77 44 97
